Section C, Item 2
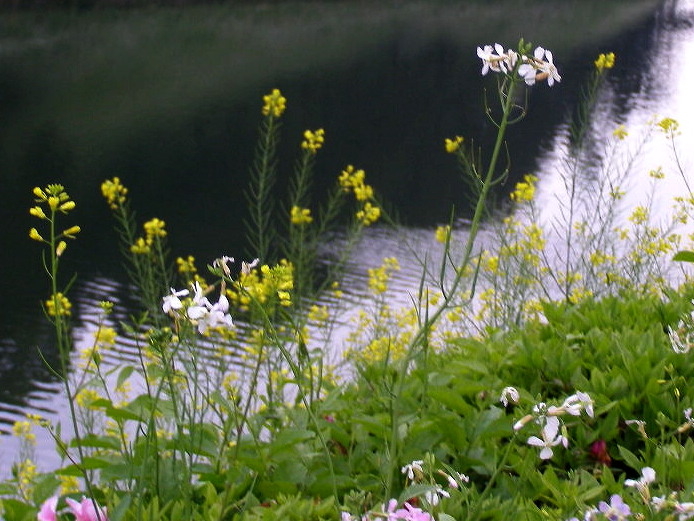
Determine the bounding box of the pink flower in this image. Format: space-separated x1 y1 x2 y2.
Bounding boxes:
37 496 58 521
65 497 109 521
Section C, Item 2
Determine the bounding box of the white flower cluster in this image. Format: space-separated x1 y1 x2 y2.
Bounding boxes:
162 281 233 334
510 391 594 460
476 43 561 86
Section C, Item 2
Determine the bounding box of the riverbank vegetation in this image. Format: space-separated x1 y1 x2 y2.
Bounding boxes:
3 41 694 521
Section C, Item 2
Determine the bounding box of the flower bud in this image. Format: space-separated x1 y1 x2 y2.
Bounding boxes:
59 201 76 213
29 228 44 242
30 206 47 219
56 241 67 257
63 226 81 238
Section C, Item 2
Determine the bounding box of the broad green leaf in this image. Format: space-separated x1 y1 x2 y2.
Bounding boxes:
673 250 694 263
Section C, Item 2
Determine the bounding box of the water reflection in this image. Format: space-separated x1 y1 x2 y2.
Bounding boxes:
0 0 687 474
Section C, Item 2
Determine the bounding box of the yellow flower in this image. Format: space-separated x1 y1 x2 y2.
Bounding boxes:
45 293 72 317
95 326 117 347
657 117 679 134
101 177 128 210
290 205 313 226
75 388 101 409
56 241 67 257
510 174 538 203
177 255 197 275
629 205 649 225
130 237 151 254
649 167 665 179
12 421 36 445
594 52 615 71
613 125 628 140
301 128 325 153
356 202 381 226
262 88 287 118
435 225 451 243
144 218 167 241
353 183 374 201
444 136 464 153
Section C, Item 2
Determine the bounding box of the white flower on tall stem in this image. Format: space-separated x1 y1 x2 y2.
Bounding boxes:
162 287 189 315
526 416 568 459
477 43 511 75
186 281 233 334
401 459 424 481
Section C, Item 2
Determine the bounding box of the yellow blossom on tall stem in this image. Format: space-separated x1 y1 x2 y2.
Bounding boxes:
510 174 538 203
290 205 313 226
101 177 128 210
594 52 615 71
262 88 287 118
444 136 464 153
301 128 325 153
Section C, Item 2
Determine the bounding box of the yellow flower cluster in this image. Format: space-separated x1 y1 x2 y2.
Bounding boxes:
75 388 101 409
45 292 72 317
16 458 37 499
301 128 325 153
228 259 294 312
131 217 167 255
339 165 381 226
510 174 538 203
613 125 628 140
262 88 287 118
356 202 381 226
101 177 128 210
444 136 464 154
368 257 400 295
594 52 615 71
657 117 679 134
290 205 313 226
32 184 75 214
29 185 81 246
59 475 80 495
12 420 36 445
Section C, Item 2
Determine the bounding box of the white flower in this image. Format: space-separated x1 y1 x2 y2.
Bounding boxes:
197 294 234 334
444 471 470 488
213 255 235 276
518 62 537 85
187 281 210 321
241 258 260 276
624 467 656 494
527 416 568 459
424 487 450 506
538 48 561 86
676 502 694 520
401 459 424 480
500 386 520 406
162 288 189 314
562 391 594 417
476 43 509 75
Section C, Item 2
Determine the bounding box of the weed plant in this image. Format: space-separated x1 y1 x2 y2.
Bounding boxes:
3 42 694 521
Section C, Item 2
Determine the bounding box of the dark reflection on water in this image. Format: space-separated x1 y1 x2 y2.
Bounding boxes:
0 0 683 467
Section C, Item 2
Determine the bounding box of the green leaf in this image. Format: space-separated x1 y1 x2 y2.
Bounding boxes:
70 433 122 451
116 365 135 389
0 498 36 521
674 250 694 263
617 445 643 472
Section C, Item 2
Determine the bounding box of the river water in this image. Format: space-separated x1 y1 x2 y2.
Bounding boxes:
1 0 692 475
